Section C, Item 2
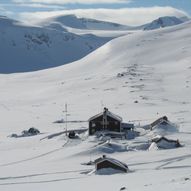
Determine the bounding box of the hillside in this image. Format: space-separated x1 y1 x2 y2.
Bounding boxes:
0 15 188 74
0 18 191 191
0 16 111 73
143 16 184 30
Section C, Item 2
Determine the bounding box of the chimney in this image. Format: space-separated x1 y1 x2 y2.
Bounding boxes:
104 107 108 112
102 155 106 158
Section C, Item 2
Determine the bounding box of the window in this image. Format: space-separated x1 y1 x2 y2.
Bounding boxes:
100 121 109 125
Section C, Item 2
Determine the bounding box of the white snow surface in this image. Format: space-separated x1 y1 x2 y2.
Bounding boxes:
0 18 191 191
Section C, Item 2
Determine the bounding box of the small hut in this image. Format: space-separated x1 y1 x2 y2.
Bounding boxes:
151 136 181 149
95 155 128 173
150 116 169 130
88 108 122 135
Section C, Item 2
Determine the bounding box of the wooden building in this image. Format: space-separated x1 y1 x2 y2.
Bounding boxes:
152 136 181 149
121 123 134 131
150 116 169 130
95 155 128 173
88 108 122 135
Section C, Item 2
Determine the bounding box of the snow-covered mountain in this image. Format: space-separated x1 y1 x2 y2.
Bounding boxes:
41 14 189 32
41 14 131 31
0 16 191 191
0 15 190 133
0 16 111 73
143 16 184 30
1 15 186 74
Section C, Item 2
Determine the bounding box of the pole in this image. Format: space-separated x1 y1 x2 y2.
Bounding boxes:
105 109 107 131
103 108 105 131
65 103 68 136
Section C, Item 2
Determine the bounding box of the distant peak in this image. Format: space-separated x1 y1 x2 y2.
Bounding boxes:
54 14 78 21
45 14 130 31
144 16 184 31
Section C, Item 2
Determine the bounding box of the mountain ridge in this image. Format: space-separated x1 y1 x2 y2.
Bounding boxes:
0 16 112 73
39 14 189 31
40 14 133 31
0 14 189 73
143 16 184 30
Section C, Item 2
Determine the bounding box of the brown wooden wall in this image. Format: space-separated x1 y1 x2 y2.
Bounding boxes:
96 160 127 172
89 115 121 135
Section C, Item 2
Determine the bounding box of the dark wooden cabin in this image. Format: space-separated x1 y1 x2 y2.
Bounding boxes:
152 136 181 149
150 116 169 130
95 155 128 173
88 108 122 135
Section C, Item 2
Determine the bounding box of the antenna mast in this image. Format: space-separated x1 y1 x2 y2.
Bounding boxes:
65 103 68 136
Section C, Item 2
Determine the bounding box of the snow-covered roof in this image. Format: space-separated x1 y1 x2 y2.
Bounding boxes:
151 136 181 149
89 110 122 122
153 136 178 144
95 156 128 171
150 116 168 128
151 120 179 136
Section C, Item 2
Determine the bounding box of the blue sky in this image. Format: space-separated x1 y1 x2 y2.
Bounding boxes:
0 0 190 25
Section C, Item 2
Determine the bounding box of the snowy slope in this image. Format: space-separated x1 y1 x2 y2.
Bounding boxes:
0 19 191 191
0 16 111 73
36 15 189 38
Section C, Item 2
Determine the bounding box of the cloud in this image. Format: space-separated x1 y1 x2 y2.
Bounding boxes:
0 5 15 17
18 6 188 26
15 3 65 9
13 0 132 5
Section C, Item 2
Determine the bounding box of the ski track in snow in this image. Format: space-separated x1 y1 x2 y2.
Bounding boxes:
0 140 69 167
0 176 87 186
